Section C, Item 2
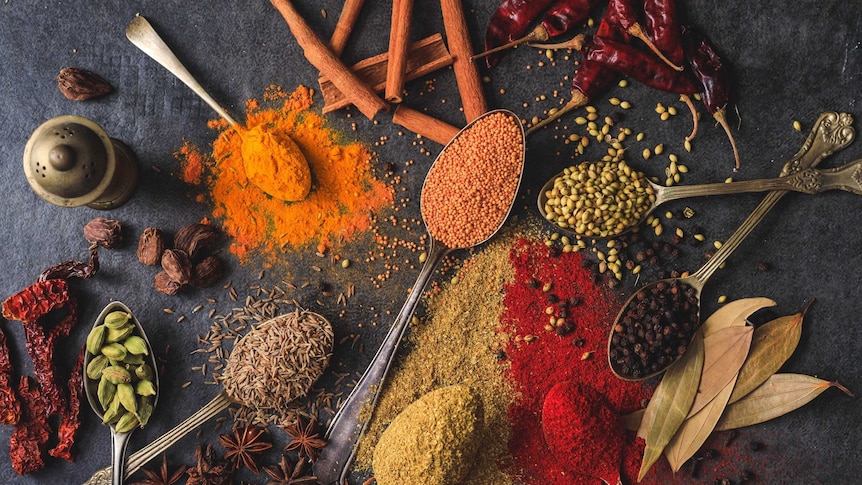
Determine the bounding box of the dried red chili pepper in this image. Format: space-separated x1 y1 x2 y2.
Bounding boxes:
48 346 84 462
475 0 601 61
9 376 51 475
643 0 684 69
38 247 99 282
2 278 75 416
680 24 740 170
604 0 683 70
482 0 557 68
0 328 21 425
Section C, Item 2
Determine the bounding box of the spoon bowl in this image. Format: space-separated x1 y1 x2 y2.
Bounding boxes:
125 15 311 202
83 301 160 485
313 109 526 484
538 155 862 240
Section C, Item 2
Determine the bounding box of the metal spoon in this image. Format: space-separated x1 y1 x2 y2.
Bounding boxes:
607 111 855 381
83 310 332 485
312 109 527 484
83 301 160 485
126 15 310 201
538 152 862 241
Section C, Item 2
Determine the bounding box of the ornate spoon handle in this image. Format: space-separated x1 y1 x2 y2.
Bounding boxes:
691 111 855 283
83 391 233 485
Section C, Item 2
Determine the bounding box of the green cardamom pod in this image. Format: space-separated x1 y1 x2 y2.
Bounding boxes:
117 383 137 413
86 325 106 355
122 353 145 365
101 365 132 385
136 396 154 426
97 376 116 410
105 324 134 343
86 355 109 380
122 335 149 355
114 412 140 433
102 404 121 425
100 343 127 361
135 379 156 396
135 364 154 381
103 311 131 329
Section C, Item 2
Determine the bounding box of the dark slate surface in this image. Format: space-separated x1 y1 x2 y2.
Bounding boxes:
0 1 860 484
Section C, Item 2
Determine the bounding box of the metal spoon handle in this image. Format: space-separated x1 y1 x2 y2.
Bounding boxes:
313 238 452 485
125 15 239 126
82 391 233 485
656 158 862 203
692 111 855 283
110 431 132 485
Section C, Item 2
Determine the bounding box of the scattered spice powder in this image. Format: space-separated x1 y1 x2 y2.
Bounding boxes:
176 85 393 263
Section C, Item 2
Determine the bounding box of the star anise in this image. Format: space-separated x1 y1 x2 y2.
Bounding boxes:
218 423 273 473
186 444 234 485
264 454 318 485
132 453 187 485
283 416 327 462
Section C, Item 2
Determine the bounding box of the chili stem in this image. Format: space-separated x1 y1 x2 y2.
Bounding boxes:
628 22 684 71
713 108 741 171
681 94 699 141
472 25 550 60
528 33 586 51
526 91 589 136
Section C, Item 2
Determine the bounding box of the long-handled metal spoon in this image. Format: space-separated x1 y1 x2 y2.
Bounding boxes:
312 109 527 484
608 111 855 381
126 15 311 202
83 302 160 485
539 146 862 240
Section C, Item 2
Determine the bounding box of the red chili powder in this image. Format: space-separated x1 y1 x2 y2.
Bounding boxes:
500 239 672 484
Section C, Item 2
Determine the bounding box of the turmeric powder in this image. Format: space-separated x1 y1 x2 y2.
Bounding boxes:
176 85 392 264
241 124 311 202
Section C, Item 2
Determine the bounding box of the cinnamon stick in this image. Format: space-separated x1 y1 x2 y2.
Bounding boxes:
270 0 387 120
392 105 460 146
440 0 488 123
330 0 365 56
319 34 453 114
385 0 414 103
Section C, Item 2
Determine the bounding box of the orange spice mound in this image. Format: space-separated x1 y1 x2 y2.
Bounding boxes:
176 85 393 264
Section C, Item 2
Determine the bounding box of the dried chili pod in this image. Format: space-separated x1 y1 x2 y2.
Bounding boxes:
37 247 99 281
483 0 557 68
0 329 21 426
10 377 51 475
49 347 84 462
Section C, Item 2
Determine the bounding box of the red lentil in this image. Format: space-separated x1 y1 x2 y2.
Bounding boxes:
421 111 523 248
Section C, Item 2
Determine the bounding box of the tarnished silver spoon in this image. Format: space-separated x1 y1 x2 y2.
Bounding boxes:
83 301 160 485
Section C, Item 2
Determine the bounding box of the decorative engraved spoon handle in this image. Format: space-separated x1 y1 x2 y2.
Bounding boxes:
691 111 855 284
656 157 862 203
83 391 233 485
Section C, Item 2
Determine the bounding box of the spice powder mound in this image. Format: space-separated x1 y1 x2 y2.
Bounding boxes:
176 85 393 263
421 111 523 249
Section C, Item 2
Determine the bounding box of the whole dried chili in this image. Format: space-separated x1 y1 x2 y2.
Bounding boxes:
482 0 557 68
474 0 601 61
680 24 741 170
9 376 51 475
0 328 20 425
1 278 74 417
603 0 683 70
38 247 99 281
48 346 84 462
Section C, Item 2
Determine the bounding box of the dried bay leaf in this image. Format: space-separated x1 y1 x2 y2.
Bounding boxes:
636 329 704 482
716 373 855 431
687 326 753 417
728 301 810 404
700 297 775 337
665 374 738 472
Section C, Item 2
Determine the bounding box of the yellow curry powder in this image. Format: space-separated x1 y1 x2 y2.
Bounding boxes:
176 85 392 263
